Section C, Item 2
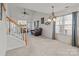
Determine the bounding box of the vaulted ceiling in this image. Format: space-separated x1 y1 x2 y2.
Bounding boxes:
8 3 79 14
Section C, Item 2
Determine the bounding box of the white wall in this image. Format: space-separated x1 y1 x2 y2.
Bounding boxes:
0 22 7 56
0 7 7 55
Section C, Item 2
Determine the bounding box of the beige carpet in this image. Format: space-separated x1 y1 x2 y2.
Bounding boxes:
6 36 79 56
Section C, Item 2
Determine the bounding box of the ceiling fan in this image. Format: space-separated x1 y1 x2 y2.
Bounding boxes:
22 8 29 15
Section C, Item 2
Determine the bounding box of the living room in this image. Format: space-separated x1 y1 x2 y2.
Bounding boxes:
1 3 79 56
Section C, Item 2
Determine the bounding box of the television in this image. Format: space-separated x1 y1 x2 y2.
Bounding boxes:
41 17 44 24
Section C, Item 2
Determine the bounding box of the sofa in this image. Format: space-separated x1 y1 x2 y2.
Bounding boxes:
31 28 42 36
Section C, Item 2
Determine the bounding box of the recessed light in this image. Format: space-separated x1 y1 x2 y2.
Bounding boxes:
65 6 70 8
52 6 54 8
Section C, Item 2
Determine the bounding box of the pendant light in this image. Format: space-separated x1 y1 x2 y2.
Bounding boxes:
47 6 56 23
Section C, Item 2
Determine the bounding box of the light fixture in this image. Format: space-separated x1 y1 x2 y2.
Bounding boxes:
23 9 26 14
47 6 56 23
22 8 29 15
51 6 56 21
47 18 51 22
53 17 56 21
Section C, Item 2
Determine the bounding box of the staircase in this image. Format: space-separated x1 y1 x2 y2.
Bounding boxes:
7 32 24 51
6 16 27 51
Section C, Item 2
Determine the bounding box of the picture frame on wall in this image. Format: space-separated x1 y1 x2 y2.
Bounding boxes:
37 20 39 28
41 17 44 24
0 3 2 20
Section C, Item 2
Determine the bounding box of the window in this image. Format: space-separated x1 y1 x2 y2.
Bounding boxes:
18 20 27 25
56 14 72 36
64 14 72 35
0 3 2 20
56 17 64 34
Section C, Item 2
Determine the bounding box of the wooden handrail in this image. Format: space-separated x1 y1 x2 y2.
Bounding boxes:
6 16 24 28
6 16 17 25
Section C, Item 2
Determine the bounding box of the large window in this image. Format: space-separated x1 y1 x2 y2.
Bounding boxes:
64 14 72 35
56 14 72 36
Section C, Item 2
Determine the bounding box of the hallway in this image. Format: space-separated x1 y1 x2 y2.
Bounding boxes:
6 36 79 56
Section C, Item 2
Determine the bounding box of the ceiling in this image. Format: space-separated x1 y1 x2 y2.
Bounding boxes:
8 3 79 14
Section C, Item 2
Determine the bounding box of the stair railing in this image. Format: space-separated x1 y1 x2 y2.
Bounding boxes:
6 16 28 46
